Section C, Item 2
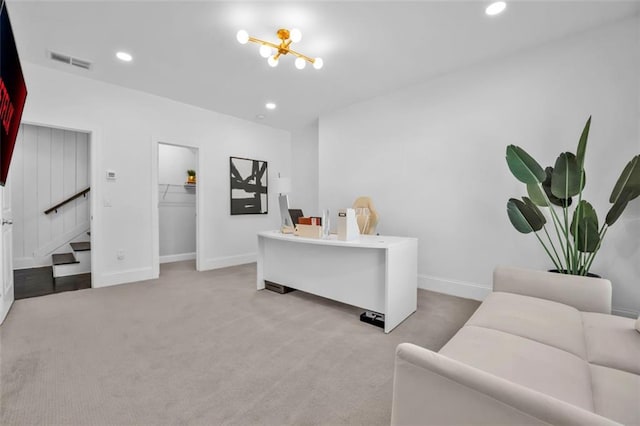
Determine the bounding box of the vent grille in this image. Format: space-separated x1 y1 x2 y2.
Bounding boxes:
49 51 92 70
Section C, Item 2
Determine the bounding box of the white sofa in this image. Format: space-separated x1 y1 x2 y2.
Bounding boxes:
391 266 640 425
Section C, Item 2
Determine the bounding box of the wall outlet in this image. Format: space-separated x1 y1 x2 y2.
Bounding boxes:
116 249 125 260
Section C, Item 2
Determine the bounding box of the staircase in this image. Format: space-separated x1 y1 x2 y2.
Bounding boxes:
52 238 91 278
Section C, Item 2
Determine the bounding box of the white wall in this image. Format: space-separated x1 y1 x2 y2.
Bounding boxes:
319 17 640 316
12 123 90 268
158 144 196 261
19 62 290 287
158 143 196 185
290 120 319 215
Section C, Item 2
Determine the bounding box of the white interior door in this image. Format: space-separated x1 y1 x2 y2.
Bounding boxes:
0 180 14 324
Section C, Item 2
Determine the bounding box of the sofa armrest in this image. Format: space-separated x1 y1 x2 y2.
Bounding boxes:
493 266 612 314
391 343 620 426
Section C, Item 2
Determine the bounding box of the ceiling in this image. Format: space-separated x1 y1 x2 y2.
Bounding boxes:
6 1 640 131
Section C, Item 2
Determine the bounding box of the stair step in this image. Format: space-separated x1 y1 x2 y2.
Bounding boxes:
70 241 91 252
52 253 79 266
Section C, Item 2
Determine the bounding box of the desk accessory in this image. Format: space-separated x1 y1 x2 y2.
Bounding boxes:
295 224 322 239
360 311 385 328
337 208 360 241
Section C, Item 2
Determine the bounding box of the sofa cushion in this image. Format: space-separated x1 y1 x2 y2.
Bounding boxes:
582 312 640 375
590 364 640 426
439 325 594 411
465 292 586 358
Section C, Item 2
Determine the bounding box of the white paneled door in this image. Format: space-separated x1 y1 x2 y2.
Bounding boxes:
0 180 14 324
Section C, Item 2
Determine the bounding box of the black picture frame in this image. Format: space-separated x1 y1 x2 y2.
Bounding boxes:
230 156 268 215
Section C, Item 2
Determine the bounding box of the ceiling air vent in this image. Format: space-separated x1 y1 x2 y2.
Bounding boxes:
49 51 92 70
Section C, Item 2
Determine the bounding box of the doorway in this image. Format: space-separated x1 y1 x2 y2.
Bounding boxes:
156 142 199 273
8 123 92 299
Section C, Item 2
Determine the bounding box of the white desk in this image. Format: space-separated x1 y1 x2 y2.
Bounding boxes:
257 231 418 333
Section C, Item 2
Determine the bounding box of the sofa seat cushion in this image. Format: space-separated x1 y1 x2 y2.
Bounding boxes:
466 292 586 358
590 364 640 425
582 312 640 375
439 325 594 411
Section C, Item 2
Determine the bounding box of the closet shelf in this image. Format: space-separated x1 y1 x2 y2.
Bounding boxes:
159 183 196 200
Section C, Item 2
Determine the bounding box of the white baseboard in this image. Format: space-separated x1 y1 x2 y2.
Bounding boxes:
200 253 256 271
612 306 639 318
160 252 196 264
14 257 52 270
93 267 156 288
418 274 491 301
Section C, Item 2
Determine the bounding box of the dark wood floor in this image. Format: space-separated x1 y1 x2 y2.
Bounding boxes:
14 267 91 300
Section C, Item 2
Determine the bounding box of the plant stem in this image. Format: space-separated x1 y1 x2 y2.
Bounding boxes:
583 225 608 275
563 204 573 274
535 231 562 271
574 199 583 275
538 185 570 270
543 226 564 271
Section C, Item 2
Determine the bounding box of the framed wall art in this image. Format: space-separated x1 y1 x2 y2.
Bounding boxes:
229 156 268 215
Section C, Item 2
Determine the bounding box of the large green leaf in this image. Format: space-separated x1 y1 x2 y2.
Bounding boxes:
610 155 640 204
526 183 547 206
605 194 629 226
551 153 584 199
528 167 573 207
570 200 600 252
506 145 546 184
523 197 546 227
576 116 591 171
507 198 545 234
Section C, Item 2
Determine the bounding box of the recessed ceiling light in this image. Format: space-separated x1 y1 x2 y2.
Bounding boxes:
256 114 265 120
265 102 276 110
485 1 506 16
116 51 133 62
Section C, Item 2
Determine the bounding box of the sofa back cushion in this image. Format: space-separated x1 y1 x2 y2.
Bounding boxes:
467 292 587 358
493 266 612 314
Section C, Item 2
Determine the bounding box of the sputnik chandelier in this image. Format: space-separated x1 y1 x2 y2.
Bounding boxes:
236 28 323 70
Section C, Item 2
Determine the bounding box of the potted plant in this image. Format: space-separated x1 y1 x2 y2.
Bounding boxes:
187 169 196 184
506 116 639 276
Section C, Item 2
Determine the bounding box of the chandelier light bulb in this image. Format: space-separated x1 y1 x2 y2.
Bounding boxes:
236 30 249 44
259 45 272 58
485 1 506 16
237 27 319 70
290 28 302 43
294 57 306 70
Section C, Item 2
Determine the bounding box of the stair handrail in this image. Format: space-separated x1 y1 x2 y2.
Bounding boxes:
44 187 91 215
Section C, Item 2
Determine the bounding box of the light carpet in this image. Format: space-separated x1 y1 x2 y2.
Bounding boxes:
1 261 480 425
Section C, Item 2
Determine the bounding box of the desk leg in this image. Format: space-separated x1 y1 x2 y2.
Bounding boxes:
384 240 418 333
256 236 265 290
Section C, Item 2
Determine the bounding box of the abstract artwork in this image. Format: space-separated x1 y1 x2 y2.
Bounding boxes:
230 156 268 215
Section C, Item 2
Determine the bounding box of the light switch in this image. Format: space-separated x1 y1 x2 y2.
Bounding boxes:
106 170 116 180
